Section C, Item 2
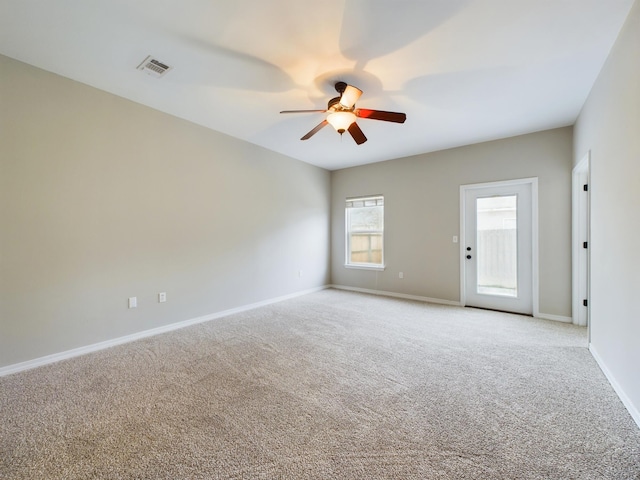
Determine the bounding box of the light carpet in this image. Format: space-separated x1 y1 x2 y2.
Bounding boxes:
1 289 639 479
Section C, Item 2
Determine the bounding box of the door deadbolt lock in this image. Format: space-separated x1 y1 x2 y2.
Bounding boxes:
466 255 472 259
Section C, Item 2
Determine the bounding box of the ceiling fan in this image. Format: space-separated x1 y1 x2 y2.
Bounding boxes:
280 82 406 145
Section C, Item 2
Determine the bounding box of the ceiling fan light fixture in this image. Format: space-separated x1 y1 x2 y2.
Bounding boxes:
327 111 356 134
339 85 363 109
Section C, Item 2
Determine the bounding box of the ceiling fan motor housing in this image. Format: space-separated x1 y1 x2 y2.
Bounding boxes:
328 97 342 110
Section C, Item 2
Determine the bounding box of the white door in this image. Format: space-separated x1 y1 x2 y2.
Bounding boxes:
461 179 536 315
572 154 590 328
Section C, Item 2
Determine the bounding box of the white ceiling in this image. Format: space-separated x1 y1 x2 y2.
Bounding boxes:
0 0 634 170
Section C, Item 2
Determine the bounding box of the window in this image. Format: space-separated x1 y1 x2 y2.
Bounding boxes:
345 195 384 269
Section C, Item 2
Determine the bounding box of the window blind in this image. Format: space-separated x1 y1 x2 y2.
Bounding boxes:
346 195 384 208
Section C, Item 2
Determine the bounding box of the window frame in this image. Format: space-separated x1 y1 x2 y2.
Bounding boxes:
344 195 385 271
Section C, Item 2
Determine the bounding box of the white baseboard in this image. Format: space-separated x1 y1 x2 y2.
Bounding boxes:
332 285 574 324
589 344 640 429
330 284 461 307
0 286 328 377
535 312 573 323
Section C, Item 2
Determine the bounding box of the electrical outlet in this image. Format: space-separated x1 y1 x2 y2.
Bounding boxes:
159 292 167 303
298 270 303 277
399 272 404 279
128 297 137 309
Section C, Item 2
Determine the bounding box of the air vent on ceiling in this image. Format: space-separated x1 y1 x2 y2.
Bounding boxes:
136 55 172 78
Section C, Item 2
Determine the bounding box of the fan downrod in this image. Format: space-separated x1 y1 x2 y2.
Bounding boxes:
334 81 348 95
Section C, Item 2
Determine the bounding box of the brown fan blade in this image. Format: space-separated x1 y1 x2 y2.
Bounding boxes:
355 109 406 123
348 122 367 145
280 109 326 114
301 120 329 140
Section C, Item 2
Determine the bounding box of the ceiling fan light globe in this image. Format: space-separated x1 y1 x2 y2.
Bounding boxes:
327 112 356 133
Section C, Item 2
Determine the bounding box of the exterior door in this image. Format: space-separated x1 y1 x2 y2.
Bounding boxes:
461 179 536 315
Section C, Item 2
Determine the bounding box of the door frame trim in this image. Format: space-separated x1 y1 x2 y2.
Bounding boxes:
459 177 539 316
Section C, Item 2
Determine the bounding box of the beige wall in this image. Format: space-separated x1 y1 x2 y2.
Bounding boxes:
331 127 573 317
574 0 640 423
0 55 331 368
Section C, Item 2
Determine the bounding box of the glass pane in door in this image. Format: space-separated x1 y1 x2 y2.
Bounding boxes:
476 195 517 297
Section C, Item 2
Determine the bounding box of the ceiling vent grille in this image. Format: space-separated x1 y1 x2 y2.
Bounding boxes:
136 55 172 78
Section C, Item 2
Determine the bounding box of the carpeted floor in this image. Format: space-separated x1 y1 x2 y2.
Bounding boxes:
1 289 639 479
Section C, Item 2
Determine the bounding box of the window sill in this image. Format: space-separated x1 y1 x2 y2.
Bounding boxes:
344 264 386 272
